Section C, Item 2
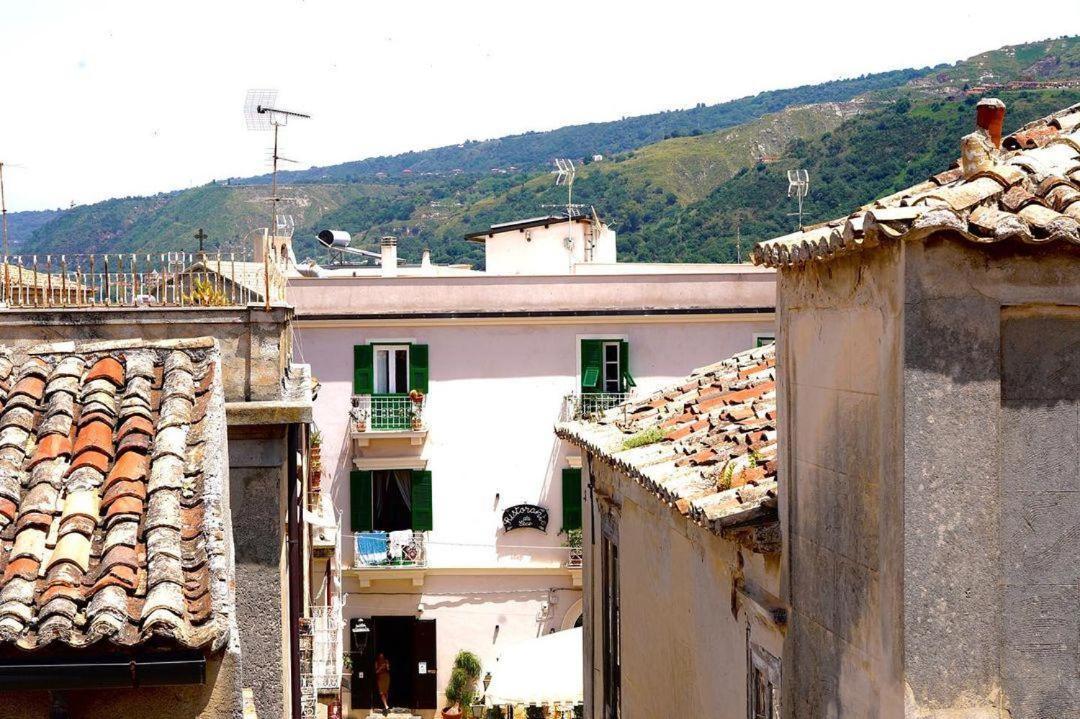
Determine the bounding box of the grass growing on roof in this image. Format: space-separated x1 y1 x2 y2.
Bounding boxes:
620 426 665 451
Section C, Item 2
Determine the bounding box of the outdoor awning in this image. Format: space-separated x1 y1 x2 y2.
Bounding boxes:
486 627 583 707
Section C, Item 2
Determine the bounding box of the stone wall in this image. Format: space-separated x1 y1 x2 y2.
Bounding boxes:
902 237 1079 718
0 306 291 402
776 241 906 719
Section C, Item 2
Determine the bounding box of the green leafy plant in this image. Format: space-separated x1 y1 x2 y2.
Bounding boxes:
563 528 583 549
184 278 230 306
444 650 483 716
620 425 665 450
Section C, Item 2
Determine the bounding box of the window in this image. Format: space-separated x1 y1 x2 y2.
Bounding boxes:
350 469 433 532
754 334 775 348
561 468 582 532
372 470 413 531
580 339 635 395
374 346 409 394
748 642 780 719
601 529 621 719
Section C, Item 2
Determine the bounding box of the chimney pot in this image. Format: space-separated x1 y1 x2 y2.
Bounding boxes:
976 98 1006 149
380 236 398 277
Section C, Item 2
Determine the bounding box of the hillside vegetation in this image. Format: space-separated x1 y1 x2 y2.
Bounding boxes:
12 36 1079 266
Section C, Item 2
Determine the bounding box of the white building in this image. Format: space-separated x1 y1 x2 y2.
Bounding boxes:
291 215 776 717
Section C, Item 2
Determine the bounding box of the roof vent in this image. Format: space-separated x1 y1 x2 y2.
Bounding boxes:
380 236 398 277
961 98 1006 179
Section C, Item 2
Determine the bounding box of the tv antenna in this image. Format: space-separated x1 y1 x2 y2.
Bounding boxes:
553 158 576 209
0 162 27 257
243 89 310 239
787 168 810 229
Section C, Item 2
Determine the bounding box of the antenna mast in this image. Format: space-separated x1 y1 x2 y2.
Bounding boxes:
0 162 7 258
787 169 810 230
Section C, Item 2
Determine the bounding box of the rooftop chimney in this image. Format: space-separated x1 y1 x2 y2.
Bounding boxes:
961 98 1006 179
420 247 433 275
380 236 398 277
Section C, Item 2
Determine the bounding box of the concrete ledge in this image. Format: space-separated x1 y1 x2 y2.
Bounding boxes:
225 400 312 426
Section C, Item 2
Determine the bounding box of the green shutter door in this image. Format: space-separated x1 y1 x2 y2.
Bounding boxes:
409 344 429 393
580 339 602 392
562 468 582 531
350 470 373 532
619 339 636 390
353 344 374 395
411 470 433 532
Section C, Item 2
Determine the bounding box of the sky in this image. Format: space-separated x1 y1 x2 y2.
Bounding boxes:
0 1 1071 211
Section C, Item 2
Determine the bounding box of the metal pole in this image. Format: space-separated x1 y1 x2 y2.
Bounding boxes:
265 122 278 311
0 162 8 258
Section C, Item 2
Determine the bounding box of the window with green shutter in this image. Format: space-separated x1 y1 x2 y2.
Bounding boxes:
409 344 429 393
619 339 635 389
353 345 374 395
410 470 433 532
562 468 582 532
350 470 373 532
580 339 602 392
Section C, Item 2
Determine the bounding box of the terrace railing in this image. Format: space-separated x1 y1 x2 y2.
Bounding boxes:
350 394 427 432
561 391 634 422
0 252 287 309
353 531 428 569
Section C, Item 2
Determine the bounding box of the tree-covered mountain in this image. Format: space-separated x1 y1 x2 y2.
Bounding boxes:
11 36 1079 266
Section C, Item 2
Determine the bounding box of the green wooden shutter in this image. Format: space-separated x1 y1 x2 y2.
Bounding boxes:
350 470 373 532
562 468 582 531
411 470 433 532
580 339 602 392
409 344 429 393
619 339 636 389
353 344 374 395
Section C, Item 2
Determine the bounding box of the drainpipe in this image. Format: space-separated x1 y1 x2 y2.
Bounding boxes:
287 423 302 719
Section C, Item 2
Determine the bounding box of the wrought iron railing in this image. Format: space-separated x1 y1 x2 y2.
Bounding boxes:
308 605 344 691
561 391 634 422
0 252 287 308
350 394 426 432
567 546 584 568
353 531 428 569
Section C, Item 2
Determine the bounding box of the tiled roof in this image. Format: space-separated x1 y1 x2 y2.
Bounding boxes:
0 338 233 651
753 103 1080 268
557 344 778 550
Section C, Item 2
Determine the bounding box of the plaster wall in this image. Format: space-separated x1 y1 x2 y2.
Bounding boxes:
775 242 906 719
0 651 242 719
581 459 782 718
901 238 1080 718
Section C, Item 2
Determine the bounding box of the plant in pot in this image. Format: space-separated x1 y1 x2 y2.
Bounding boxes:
350 399 368 432
408 389 425 431
563 528 583 568
441 650 482 718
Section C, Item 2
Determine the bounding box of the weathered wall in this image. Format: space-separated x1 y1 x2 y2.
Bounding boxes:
582 458 783 719
228 426 289 719
902 237 1080 718
0 651 242 718
0 306 291 401
776 242 906 718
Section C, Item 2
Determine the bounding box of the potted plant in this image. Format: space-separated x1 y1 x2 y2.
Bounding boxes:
350 399 368 432
309 428 323 489
409 389 425 431
563 528 583 568
442 650 482 718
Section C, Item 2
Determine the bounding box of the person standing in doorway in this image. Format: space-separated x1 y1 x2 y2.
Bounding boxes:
375 652 391 714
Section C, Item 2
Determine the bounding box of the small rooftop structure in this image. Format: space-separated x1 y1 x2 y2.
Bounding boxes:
464 210 617 275
0 338 233 651
557 342 777 551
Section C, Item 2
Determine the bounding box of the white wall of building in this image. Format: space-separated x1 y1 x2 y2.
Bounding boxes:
480 219 616 275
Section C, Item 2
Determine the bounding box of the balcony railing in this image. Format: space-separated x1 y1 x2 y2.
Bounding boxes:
353 531 428 569
561 391 634 422
307 605 344 692
350 394 426 432
0 252 286 309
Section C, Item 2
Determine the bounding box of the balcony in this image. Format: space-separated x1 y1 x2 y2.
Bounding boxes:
353 530 428 570
561 391 634 422
349 394 428 448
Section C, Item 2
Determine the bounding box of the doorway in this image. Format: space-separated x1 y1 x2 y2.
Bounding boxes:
350 616 437 713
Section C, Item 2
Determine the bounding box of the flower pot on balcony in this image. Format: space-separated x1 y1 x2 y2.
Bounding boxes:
354 420 367 432
441 707 463 719
410 417 423 431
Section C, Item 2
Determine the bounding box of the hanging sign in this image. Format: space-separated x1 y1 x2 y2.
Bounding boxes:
502 504 549 532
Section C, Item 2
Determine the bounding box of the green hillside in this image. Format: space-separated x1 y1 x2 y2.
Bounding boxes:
13 36 1080 266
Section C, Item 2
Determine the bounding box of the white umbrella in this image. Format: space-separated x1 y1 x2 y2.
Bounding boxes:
486 627 583 707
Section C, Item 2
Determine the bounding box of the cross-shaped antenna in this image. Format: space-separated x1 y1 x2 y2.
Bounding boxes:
787 169 810 229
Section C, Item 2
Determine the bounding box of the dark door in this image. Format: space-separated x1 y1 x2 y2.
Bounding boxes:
413 619 438 710
350 617 375 713
373 616 417 710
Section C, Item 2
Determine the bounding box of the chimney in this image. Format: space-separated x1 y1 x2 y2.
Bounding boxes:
420 247 433 275
380 236 398 277
976 97 1006 149
961 98 1006 179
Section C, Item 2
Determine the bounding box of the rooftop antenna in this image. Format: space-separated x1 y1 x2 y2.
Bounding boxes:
243 89 310 307
787 168 810 230
0 162 8 258
553 158 576 210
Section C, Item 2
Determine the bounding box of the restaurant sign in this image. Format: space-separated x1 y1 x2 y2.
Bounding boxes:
502 504 549 532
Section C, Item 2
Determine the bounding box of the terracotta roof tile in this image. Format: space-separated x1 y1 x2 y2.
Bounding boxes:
0 339 232 652
557 343 778 550
754 102 1080 268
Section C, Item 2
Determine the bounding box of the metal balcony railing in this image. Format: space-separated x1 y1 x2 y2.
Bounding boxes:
561 391 634 422
566 546 583 569
353 531 428 569
0 252 287 309
307 605 344 691
350 394 426 432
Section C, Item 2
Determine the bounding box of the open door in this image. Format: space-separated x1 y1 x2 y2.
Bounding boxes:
413 619 438 710
350 617 375 713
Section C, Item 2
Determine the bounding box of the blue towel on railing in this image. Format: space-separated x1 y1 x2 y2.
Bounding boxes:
356 532 389 565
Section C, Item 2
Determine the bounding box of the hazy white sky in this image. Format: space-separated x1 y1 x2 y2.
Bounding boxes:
0 1 1070 210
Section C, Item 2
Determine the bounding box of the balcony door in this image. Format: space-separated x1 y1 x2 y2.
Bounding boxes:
374 345 409 395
